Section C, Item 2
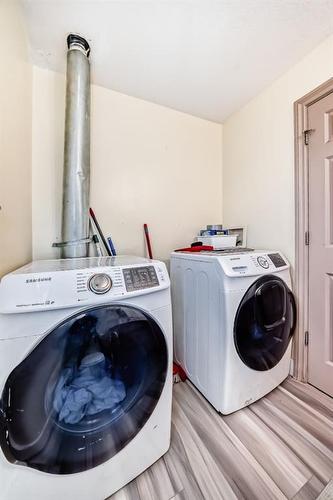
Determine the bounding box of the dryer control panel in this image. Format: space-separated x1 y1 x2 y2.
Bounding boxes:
219 251 289 277
0 256 170 314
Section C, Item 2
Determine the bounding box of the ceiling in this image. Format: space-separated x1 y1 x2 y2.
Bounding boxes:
21 0 333 123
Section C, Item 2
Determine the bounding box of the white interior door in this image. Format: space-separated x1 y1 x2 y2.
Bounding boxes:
308 91 333 397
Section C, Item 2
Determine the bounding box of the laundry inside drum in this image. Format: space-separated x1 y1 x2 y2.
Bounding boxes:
0 304 168 474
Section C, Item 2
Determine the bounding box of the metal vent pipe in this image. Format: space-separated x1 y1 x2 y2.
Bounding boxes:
61 34 91 258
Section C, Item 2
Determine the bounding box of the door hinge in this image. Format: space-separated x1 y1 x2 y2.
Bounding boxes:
303 129 315 145
305 331 309 346
305 231 310 246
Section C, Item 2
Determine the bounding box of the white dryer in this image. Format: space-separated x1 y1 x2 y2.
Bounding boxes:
171 250 296 414
0 256 172 500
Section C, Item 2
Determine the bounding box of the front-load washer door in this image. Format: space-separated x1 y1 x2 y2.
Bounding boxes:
0 305 168 474
234 275 296 371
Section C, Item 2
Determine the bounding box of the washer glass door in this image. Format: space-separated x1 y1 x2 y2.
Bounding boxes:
234 275 296 371
0 305 168 474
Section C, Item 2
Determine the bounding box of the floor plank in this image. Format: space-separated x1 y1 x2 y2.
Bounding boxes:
109 379 333 500
292 476 325 500
317 477 333 500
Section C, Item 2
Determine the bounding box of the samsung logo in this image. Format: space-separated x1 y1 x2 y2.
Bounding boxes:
25 277 52 284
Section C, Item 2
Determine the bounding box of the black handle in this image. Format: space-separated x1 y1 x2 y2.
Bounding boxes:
263 317 286 331
255 280 287 332
289 291 297 335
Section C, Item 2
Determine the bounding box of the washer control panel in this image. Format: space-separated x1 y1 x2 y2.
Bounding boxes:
0 257 170 313
219 251 289 277
123 266 159 292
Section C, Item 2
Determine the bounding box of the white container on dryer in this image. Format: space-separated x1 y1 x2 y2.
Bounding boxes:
194 235 237 249
170 250 296 414
0 256 172 500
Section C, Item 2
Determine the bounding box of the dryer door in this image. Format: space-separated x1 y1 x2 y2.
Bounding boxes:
0 304 168 474
234 275 296 371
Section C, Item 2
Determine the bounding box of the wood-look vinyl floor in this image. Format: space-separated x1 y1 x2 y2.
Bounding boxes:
110 378 333 500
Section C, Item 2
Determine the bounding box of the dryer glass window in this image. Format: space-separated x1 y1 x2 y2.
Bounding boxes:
0 305 168 474
234 275 296 371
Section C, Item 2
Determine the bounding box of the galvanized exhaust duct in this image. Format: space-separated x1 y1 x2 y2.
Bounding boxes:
60 34 91 258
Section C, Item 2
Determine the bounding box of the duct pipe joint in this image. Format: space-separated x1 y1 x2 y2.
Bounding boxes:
67 33 90 57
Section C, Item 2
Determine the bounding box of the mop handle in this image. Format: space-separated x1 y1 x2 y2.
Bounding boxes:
89 208 112 256
144 223 153 259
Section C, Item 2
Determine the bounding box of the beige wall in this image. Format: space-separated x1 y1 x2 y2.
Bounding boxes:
32 66 223 262
29 28 333 269
223 34 333 267
0 0 32 276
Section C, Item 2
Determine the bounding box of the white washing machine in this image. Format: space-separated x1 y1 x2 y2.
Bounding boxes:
0 256 172 500
171 250 296 414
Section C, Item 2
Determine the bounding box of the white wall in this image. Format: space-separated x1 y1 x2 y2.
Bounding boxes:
32 67 222 262
0 0 32 276
223 34 333 267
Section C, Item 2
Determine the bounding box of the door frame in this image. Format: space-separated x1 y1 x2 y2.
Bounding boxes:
294 78 333 381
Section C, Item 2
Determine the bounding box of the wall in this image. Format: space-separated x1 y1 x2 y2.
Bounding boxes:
222 34 333 267
0 0 32 276
32 66 223 262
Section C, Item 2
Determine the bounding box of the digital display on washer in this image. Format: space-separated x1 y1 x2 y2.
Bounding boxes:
268 253 287 268
123 266 159 291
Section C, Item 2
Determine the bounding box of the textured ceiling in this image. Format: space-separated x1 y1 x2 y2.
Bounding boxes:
21 0 333 123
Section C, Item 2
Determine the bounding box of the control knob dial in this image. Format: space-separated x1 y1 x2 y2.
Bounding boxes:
257 256 269 269
88 273 112 294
